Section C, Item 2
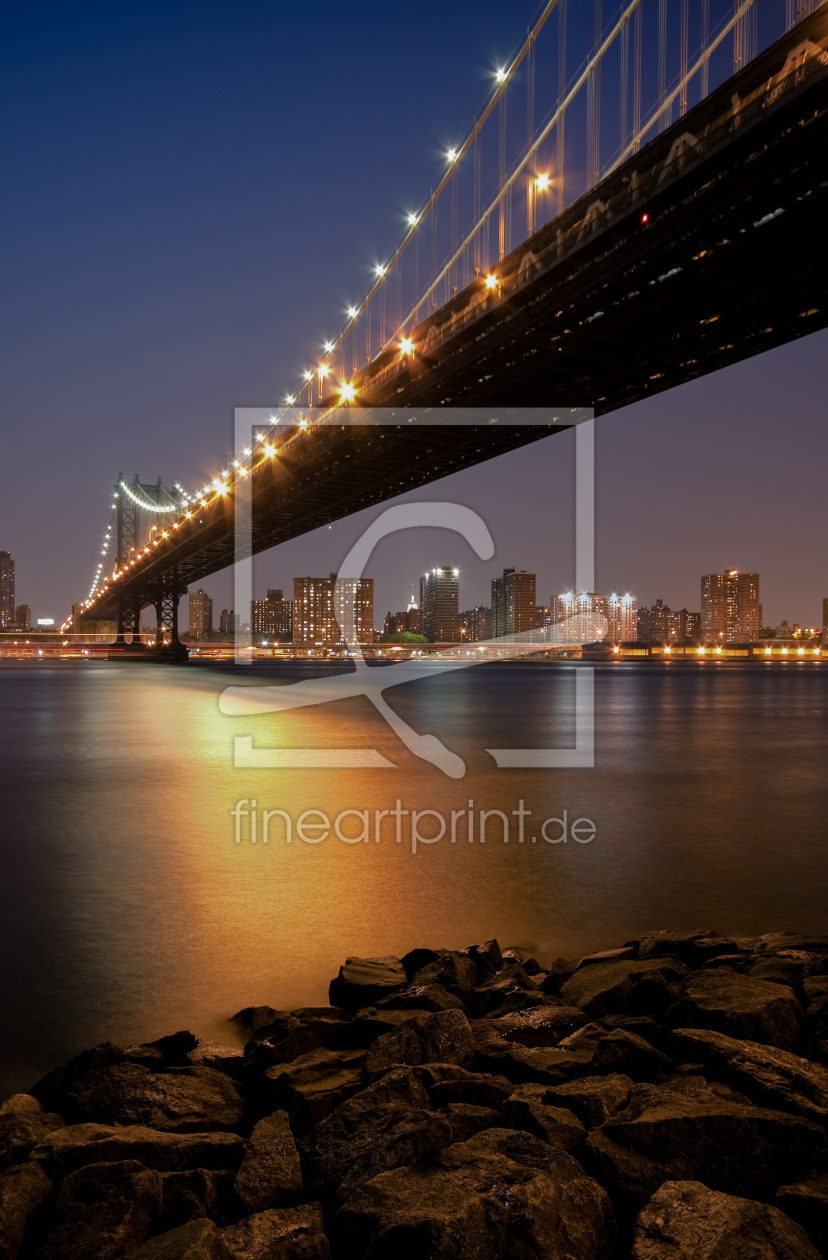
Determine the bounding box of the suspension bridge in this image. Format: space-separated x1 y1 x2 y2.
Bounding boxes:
71 0 828 654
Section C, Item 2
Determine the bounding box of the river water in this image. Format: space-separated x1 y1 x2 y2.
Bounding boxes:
1 658 826 1096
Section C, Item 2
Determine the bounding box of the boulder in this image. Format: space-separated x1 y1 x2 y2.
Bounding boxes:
300 1068 431 1196
158 1170 235 1233
576 947 638 968
462 940 503 976
328 959 407 1013
756 933 828 955
545 1074 634 1128
344 1008 424 1049
637 930 739 967
631 1180 821 1259
424 1068 514 1110
121 1218 232 1259
624 973 678 1020
221 1204 331 1260
0 1113 64 1172
333 1111 453 1204
559 958 687 1019
230 1006 280 1036
31 1124 245 1177
668 1028 828 1124
73 1064 245 1133
776 1173 828 1256
375 984 466 1013
537 959 580 997
501 949 542 975
364 1011 474 1073
470 1020 594 1085
259 1049 364 1135
409 952 479 1003
585 1080 826 1224
489 1005 589 1048
467 965 541 1019
334 1127 617 1260
0 1160 52 1260
30 1042 124 1115
243 1010 352 1072
0 1096 42 1118
589 1030 674 1084
234 1112 301 1213
38 1158 162 1260
437 1104 502 1144
667 969 809 1052
185 1044 244 1081
500 1090 586 1151
750 956 811 989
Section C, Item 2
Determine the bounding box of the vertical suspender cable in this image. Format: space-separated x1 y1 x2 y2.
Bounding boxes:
474 130 481 275
557 0 566 215
734 0 742 73
658 0 668 132
499 91 506 260
588 0 602 186
527 28 535 236
680 0 689 115
633 1 642 148
701 0 710 96
620 14 629 152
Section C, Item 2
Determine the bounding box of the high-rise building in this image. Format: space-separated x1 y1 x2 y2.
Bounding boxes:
607 593 638 643
638 599 672 644
671 608 701 643
823 598 828 642
189 589 213 639
459 605 492 642
491 569 536 638
15 605 32 631
420 567 459 643
0 552 14 629
219 609 238 636
550 591 609 643
701 569 761 644
293 575 373 646
251 589 293 640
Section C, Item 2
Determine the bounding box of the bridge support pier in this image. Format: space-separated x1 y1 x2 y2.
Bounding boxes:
154 588 189 662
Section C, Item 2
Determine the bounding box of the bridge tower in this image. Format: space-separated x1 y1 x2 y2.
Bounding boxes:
113 475 188 657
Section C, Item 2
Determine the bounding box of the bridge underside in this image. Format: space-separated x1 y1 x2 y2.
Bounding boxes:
86 9 828 625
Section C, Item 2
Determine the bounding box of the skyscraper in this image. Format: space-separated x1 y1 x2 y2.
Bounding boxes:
293 575 373 646
420 567 459 643
0 552 14 629
550 591 609 643
15 605 32 631
607 593 638 643
638 599 672 644
701 570 761 644
491 569 536 638
189 589 213 639
251 589 293 640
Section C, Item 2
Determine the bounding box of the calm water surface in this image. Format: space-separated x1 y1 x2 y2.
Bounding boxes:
1 658 826 1095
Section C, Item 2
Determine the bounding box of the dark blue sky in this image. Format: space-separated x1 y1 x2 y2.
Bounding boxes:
1 0 825 629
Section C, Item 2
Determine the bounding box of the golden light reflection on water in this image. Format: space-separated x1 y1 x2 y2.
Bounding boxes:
2 660 827 1093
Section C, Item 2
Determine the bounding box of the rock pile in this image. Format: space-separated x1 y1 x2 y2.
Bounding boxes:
2 928 828 1258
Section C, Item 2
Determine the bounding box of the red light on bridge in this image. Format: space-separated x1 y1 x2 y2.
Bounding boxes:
641 212 649 224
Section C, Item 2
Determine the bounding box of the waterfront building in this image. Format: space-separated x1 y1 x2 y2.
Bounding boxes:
0 552 14 629
607 593 638 643
491 568 536 638
293 575 373 646
219 609 239 636
189 589 213 639
533 605 551 630
251 589 293 640
551 590 609 642
638 599 672 644
701 569 762 644
459 605 493 642
671 608 701 643
420 567 459 643
823 598 828 643
15 605 32 631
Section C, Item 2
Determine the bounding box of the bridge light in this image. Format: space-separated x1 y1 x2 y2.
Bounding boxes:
484 273 498 289
303 370 313 382
641 212 649 224
263 443 276 458
339 381 357 402
324 341 334 353
495 67 507 82
407 213 418 227
399 336 414 356
446 148 458 162
375 264 386 277
347 306 358 319
535 173 551 191
318 364 330 378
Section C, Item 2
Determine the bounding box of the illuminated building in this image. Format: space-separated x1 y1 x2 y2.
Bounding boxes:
189 589 213 639
0 552 14 629
701 569 761 644
420 567 459 643
492 568 536 638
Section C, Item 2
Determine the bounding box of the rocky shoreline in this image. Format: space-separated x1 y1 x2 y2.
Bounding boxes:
2 928 828 1258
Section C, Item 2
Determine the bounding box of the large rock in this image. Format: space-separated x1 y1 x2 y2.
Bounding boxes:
333 1111 453 1204
409 951 479 1003
234 1112 301 1213
423 1067 514 1110
637 930 739 967
221 1204 331 1259
467 965 542 1019
624 973 679 1020
585 1078 826 1224
328 959 407 1013
344 1008 424 1049
375 984 466 1014
364 1011 474 1073
488 1005 589 1048
545 1074 634 1128
470 1020 594 1086
0 1097 42 1118
244 1010 352 1072
463 940 503 976
500 1089 586 1151
559 958 687 1019
38 1159 162 1260
777 1173 828 1256
259 1049 364 1135
631 1180 821 1259
122 1218 232 1259
589 1030 674 1084
158 1170 235 1233
31 1124 245 1177
300 1068 431 1196
437 1104 502 1144
667 969 809 1052
334 1127 617 1260
669 1028 828 1124
0 1113 64 1172
72 1064 245 1133
186 1043 244 1081
0 1160 52 1260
